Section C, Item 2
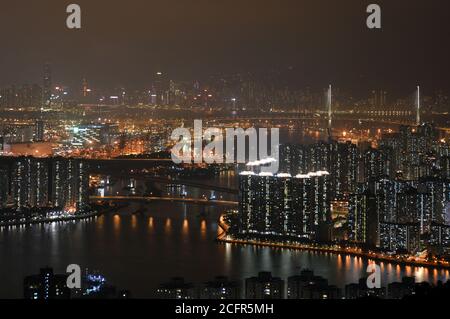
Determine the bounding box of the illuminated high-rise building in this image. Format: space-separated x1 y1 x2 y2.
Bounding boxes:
374 179 404 223
363 147 390 182
280 141 359 201
43 63 52 108
238 170 331 242
380 124 441 180
348 190 379 247
379 222 421 253
0 166 8 208
82 78 89 97
152 72 167 105
10 157 49 208
441 156 450 179
429 224 450 248
418 178 450 226
329 141 359 200
350 178 445 253
50 158 89 211
0 157 89 212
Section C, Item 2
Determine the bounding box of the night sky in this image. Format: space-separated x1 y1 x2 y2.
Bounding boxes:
0 0 449 95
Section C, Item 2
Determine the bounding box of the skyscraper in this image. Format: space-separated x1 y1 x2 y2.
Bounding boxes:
0 157 89 212
50 157 89 211
82 78 89 98
280 141 359 201
10 157 49 208
329 141 359 200
348 190 379 247
238 170 331 242
43 63 52 108
349 180 430 253
363 147 390 182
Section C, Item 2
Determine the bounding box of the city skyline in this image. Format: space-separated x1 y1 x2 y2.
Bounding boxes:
2 63 449 114
2 0 450 308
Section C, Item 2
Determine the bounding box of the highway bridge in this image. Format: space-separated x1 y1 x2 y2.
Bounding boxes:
123 175 239 195
90 195 238 207
88 157 239 194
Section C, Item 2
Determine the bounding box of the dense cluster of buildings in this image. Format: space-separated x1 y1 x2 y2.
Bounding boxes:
22 268 450 300
0 84 43 109
349 178 450 253
2 63 449 116
0 121 44 145
0 63 52 109
0 156 90 221
156 270 449 300
66 124 119 148
236 123 450 255
238 170 332 242
156 272 307 299
156 276 240 299
23 267 130 299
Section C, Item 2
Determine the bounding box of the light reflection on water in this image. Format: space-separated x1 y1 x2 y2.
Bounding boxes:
182 219 189 236
131 215 138 230
164 218 172 232
1 201 449 298
148 217 154 230
113 215 121 233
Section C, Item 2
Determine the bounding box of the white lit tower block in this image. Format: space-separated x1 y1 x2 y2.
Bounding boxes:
10 157 49 209
238 170 331 242
50 158 89 212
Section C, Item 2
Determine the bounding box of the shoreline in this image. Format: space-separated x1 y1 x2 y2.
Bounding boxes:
217 234 450 270
0 210 103 228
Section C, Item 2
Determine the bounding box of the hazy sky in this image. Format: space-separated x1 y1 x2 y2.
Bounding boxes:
0 0 449 95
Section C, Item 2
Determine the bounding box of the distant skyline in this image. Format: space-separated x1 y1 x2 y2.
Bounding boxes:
0 0 449 96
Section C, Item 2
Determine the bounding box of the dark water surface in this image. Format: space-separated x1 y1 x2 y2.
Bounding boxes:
1 199 449 298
